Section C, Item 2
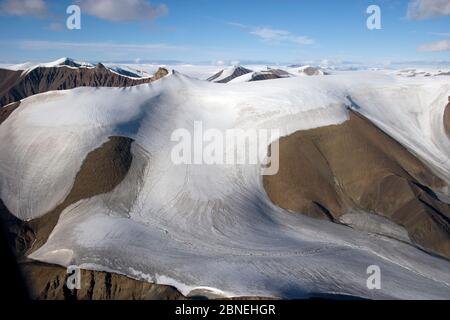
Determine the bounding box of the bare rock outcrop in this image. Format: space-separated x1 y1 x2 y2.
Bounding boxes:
19 261 183 300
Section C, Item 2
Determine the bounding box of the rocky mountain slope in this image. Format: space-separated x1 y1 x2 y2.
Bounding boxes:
20 261 183 300
264 110 450 258
0 59 168 107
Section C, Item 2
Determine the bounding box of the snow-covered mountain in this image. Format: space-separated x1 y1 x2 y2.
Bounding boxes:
106 64 153 78
397 68 450 77
288 65 328 76
1 71 449 299
207 66 253 83
2 57 94 72
208 65 327 83
229 68 293 83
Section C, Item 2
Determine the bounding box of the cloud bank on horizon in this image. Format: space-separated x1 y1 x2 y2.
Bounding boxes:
418 39 450 52
0 0 449 65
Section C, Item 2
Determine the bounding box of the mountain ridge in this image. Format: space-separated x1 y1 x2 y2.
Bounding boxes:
0 58 169 108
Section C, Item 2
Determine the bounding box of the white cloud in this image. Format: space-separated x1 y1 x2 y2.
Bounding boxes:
212 60 240 67
229 22 314 46
407 0 450 20
227 22 247 28
214 60 225 66
77 0 168 22
418 39 450 52
250 27 314 45
0 0 48 18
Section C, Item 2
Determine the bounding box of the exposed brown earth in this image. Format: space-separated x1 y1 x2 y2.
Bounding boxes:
0 64 168 107
444 99 450 136
19 259 275 300
0 136 186 299
0 69 22 97
0 101 21 125
264 110 450 258
19 261 183 300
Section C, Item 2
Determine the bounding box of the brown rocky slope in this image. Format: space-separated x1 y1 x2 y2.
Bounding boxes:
0 63 168 107
19 261 183 300
0 101 21 125
264 110 450 259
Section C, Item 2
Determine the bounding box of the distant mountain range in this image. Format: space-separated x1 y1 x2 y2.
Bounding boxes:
207 65 328 83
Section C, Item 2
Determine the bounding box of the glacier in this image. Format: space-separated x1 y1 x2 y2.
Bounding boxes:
0 71 449 299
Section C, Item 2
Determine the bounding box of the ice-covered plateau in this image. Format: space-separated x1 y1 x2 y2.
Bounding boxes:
0 71 449 299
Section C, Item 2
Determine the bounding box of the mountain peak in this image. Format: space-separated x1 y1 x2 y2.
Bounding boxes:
207 65 253 83
95 62 107 69
46 57 92 68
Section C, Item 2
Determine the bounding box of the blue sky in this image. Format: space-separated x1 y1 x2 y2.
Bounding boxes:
0 0 449 65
